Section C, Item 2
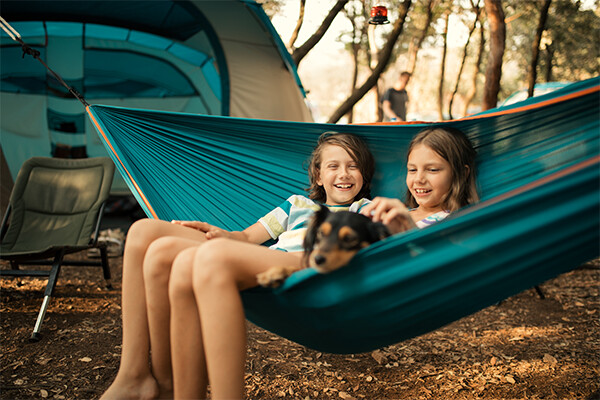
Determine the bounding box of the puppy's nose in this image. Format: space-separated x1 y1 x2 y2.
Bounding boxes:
313 254 326 266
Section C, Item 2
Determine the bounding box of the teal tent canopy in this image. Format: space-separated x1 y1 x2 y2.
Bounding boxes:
1 0 311 195
87 78 599 353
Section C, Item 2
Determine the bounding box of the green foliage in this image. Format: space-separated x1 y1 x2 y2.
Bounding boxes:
545 1 599 80
505 0 599 85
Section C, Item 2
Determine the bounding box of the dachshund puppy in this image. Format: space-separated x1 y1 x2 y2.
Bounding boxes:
257 206 390 287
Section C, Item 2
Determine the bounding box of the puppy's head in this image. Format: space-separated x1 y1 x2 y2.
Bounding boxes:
303 206 390 273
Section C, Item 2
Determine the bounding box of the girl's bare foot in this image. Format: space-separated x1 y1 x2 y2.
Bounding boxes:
100 374 161 400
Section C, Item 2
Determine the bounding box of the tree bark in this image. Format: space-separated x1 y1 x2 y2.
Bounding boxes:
438 8 451 120
287 0 306 51
462 18 485 116
406 0 436 74
367 23 384 121
448 1 481 119
482 0 505 110
527 0 552 98
544 43 554 82
327 0 413 123
291 0 349 66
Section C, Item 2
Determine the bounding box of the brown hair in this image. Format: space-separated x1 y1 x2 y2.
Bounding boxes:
405 126 479 212
307 131 375 203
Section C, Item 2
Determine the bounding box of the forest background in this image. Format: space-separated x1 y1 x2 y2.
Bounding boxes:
261 0 599 123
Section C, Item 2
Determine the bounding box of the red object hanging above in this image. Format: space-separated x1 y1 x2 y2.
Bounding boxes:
369 6 390 25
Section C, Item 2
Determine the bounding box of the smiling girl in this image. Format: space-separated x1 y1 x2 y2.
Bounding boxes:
164 132 374 399
363 126 478 233
100 132 374 400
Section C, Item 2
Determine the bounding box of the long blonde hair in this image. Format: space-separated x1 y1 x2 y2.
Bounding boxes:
405 127 479 212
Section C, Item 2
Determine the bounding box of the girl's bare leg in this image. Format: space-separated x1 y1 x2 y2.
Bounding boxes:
169 248 209 399
143 237 207 398
171 239 302 399
101 219 206 400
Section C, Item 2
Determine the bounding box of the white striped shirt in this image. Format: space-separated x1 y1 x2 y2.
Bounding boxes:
259 195 371 252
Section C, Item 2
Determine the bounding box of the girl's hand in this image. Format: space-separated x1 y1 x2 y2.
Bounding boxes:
361 197 417 234
171 220 232 240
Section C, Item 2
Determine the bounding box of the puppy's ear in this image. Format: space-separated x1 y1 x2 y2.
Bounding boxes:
302 206 330 265
313 204 330 223
369 222 391 241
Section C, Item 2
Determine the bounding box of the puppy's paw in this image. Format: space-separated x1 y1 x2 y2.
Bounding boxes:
257 266 292 288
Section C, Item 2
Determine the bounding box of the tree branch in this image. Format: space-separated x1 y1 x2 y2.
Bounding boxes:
527 0 552 98
448 0 481 119
406 0 436 74
292 0 349 66
287 0 306 50
327 0 413 123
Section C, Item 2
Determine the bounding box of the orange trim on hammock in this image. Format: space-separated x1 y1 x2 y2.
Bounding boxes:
86 106 159 219
360 84 600 125
460 85 600 121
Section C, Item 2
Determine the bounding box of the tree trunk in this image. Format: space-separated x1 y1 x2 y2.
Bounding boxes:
482 0 505 110
327 0 413 123
345 10 361 123
406 0 436 74
367 23 384 121
544 43 554 82
527 0 552 98
374 82 383 122
438 8 451 120
347 44 359 123
462 19 485 116
448 1 481 120
287 0 306 51
292 0 349 66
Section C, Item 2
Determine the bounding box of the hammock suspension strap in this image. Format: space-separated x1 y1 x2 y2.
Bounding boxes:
0 16 90 108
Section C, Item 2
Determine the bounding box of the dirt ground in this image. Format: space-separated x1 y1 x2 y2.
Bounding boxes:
1 252 598 400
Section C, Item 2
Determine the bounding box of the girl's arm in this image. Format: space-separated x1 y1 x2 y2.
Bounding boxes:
361 197 417 234
171 221 271 244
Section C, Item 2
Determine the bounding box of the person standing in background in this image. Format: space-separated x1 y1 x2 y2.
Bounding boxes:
382 71 411 122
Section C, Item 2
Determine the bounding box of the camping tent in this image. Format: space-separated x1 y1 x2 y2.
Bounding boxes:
0 0 312 194
500 82 571 106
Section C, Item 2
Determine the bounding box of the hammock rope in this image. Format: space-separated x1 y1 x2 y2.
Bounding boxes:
0 16 90 107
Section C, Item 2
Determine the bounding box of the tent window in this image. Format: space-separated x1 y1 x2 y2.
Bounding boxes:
85 50 197 98
1 21 221 99
0 46 47 94
85 24 129 41
128 30 173 51
47 22 83 37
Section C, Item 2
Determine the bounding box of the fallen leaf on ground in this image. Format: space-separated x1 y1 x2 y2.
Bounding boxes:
543 354 558 364
371 350 388 365
339 391 356 400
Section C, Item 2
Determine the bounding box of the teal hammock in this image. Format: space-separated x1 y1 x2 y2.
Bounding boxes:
88 78 599 354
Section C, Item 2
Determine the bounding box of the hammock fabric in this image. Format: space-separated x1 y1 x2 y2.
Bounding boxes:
87 78 599 354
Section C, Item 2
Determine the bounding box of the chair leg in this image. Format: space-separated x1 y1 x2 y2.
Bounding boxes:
534 285 545 300
99 246 112 289
30 252 64 342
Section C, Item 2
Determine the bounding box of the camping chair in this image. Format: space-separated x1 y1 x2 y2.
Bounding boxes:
0 157 115 341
